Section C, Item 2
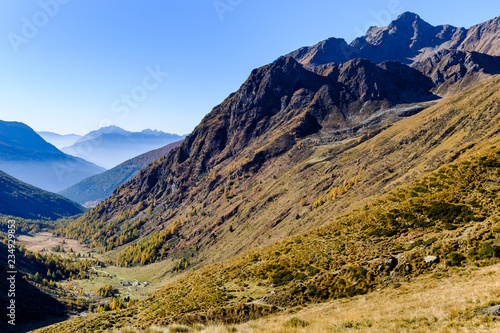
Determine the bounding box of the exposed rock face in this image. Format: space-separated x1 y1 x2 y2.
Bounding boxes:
412 50 500 86
288 37 359 69
351 12 439 64
290 12 500 66
458 16 500 56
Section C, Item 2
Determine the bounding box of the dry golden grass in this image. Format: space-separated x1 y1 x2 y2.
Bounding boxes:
202 264 500 333
18 232 87 254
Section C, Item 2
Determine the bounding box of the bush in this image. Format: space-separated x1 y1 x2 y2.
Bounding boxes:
305 265 319 276
285 317 309 328
446 252 466 266
478 242 500 259
427 202 473 226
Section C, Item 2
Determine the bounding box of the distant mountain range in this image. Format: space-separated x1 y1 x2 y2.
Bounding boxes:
61 126 185 169
38 131 82 149
0 120 105 192
0 169 84 220
59 140 183 207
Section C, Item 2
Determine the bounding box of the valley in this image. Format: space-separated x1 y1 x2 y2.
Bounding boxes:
1 9 500 333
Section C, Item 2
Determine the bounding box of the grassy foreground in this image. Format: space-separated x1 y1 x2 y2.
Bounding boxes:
118 263 500 332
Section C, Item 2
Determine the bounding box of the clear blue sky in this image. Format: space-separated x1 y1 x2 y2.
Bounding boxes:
1 0 499 135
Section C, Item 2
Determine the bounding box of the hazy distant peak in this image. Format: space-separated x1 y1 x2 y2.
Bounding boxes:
141 129 166 136
98 125 130 135
62 126 186 169
0 119 61 155
37 131 81 137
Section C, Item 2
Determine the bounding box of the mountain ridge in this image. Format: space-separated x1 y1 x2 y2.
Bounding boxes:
38 131 82 150
62 126 185 169
57 12 500 263
0 169 84 220
290 12 500 67
38 75 500 332
0 120 105 192
59 140 184 206
92 55 438 219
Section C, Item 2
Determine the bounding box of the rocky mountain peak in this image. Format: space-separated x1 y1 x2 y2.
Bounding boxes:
292 13 500 67
391 12 431 30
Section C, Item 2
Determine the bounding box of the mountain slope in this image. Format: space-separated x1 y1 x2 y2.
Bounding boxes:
0 170 84 220
101 56 436 209
61 126 185 169
0 242 67 332
291 12 500 67
37 77 500 332
56 54 443 245
31 12 500 332
458 15 500 56
0 121 105 192
59 140 183 206
55 13 500 275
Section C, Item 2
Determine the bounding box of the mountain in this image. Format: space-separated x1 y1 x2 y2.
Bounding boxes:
85 56 437 218
33 12 500 332
0 121 105 192
290 12 500 67
37 131 82 149
40 72 500 333
59 140 184 207
61 126 185 169
0 170 84 220
57 11 500 266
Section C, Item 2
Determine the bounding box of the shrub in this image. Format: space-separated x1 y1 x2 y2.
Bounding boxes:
285 317 309 328
306 265 320 276
446 252 466 266
427 202 473 226
478 242 500 259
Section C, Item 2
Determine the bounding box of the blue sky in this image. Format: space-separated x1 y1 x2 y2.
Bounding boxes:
1 0 499 135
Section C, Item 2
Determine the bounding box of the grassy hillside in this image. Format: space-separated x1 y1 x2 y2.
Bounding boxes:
0 170 84 220
158 263 500 332
58 140 183 206
35 78 500 332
